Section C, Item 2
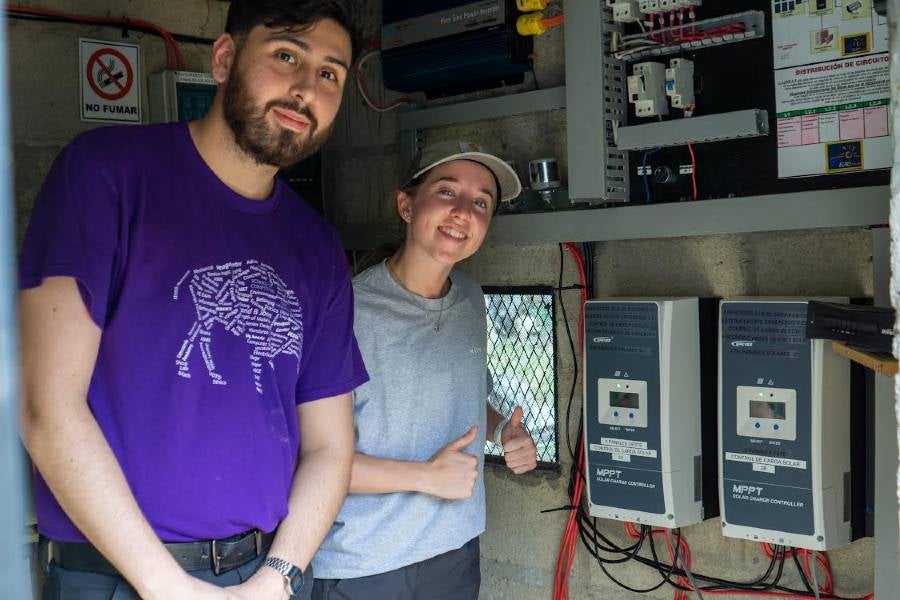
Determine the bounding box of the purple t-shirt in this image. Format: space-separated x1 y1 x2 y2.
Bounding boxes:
19 122 368 543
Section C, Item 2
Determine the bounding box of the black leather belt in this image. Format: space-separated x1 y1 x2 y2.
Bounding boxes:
45 529 275 576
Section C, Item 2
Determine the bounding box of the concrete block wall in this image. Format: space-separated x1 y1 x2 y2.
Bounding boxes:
10 0 225 246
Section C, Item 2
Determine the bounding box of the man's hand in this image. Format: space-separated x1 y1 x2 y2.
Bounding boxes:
224 565 290 600
145 574 255 600
423 426 479 499
500 407 537 474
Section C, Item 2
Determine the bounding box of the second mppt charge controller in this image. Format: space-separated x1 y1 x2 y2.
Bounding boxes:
583 299 704 528
718 299 851 550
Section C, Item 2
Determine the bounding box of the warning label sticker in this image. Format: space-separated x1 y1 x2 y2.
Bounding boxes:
726 451 807 470
80 38 141 123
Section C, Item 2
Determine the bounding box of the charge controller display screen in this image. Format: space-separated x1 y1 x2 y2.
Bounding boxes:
609 391 640 409
750 400 786 420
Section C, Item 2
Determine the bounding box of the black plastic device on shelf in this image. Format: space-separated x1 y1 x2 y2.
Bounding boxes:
381 0 533 98
805 301 895 355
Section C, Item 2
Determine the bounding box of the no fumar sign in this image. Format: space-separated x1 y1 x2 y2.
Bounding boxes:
80 38 141 123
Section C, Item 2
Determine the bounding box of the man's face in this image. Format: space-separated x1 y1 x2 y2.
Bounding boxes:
221 19 351 168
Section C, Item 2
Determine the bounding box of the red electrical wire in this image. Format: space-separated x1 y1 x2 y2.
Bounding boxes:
687 143 698 200
541 15 565 29
622 528 872 600
5 6 186 70
761 544 837 597
552 243 587 600
354 49 416 112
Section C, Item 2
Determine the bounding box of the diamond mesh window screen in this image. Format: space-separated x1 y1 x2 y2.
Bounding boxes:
483 286 558 466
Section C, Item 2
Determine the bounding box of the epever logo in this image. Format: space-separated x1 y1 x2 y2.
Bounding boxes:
731 340 754 348
594 336 614 343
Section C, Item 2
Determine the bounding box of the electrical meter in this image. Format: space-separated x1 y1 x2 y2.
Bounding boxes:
718 299 851 550
583 299 704 527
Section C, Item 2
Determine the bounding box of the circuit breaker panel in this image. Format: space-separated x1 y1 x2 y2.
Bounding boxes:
584 299 703 528
718 300 851 550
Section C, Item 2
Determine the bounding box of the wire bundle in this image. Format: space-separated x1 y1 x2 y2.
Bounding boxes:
552 242 589 600
5 6 186 70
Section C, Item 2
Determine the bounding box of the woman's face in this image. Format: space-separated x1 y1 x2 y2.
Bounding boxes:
399 159 497 267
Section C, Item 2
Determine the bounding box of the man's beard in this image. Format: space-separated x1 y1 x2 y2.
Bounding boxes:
222 65 333 168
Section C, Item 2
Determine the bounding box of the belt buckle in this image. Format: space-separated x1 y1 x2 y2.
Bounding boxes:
255 530 263 557
211 539 222 576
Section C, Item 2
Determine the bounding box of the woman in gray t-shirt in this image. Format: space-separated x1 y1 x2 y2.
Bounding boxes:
312 142 538 599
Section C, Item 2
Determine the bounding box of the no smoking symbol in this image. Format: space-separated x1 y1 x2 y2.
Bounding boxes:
87 48 133 101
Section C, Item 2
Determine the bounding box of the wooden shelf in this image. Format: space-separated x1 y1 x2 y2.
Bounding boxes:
832 341 897 376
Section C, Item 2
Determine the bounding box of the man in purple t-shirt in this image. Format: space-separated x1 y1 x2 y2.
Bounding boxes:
17 2 368 599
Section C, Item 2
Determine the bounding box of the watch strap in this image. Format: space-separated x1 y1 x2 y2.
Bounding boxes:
263 556 303 598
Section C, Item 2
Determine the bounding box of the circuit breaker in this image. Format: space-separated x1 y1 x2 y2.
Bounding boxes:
583 299 704 528
628 62 668 118
718 299 851 550
665 58 694 109
610 0 641 22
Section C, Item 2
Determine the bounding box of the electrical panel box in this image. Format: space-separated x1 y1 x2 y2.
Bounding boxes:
148 71 216 123
628 62 668 118
718 299 851 550
584 299 704 528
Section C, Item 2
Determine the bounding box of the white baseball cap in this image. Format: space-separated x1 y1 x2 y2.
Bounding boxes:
401 140 523 204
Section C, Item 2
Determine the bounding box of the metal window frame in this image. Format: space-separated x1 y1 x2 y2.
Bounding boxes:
0 14 34 600
483 285 560 470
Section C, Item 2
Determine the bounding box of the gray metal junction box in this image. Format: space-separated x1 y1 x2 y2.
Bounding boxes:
583 299 703 528
718 299 851 550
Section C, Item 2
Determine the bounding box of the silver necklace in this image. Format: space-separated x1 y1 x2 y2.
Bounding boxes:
386 259 446 333
434 295 444 333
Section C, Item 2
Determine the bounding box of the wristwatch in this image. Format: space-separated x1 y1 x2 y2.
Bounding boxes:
263 556 303 598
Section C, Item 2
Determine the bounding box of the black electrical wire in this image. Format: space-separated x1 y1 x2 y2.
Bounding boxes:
792 550 816 594
646 527 693 592
557 244 580 462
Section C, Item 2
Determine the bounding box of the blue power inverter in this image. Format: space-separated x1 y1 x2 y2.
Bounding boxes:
381 0 533 97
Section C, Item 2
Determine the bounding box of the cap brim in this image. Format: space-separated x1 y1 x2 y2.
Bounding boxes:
409 151 523 203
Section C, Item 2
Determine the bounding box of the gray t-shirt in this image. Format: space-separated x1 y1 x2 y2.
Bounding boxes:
312 261 488 579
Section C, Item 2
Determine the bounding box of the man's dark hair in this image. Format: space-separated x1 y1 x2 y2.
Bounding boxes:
225 0 366 63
